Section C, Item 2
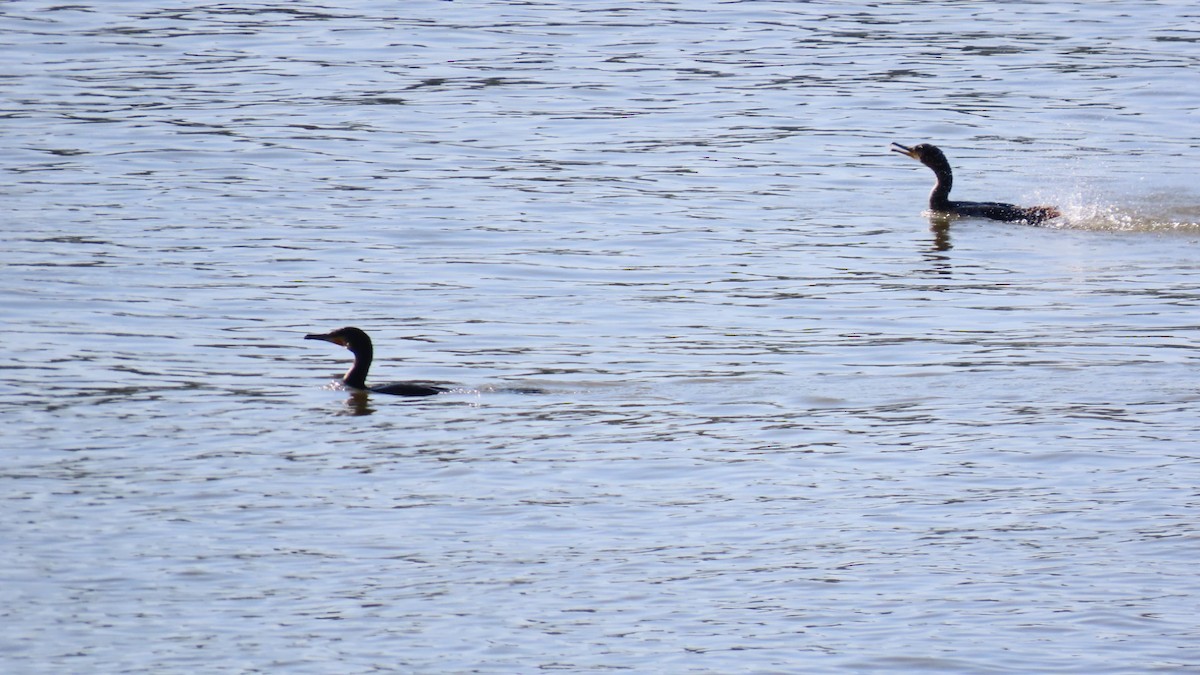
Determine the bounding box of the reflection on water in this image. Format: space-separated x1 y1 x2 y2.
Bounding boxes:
927 216 955 251
2 0 1200 672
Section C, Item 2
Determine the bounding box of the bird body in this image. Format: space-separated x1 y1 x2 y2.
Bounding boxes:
891 142 1060 225
305 326 445 397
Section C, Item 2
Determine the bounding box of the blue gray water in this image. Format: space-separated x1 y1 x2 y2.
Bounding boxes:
2 1 1199 672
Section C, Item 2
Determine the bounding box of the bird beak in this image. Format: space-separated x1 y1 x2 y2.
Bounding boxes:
890 142 917 159
305 332 346 347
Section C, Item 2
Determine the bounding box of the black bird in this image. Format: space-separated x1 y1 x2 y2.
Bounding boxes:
305 326 446 397
891 142 1060 224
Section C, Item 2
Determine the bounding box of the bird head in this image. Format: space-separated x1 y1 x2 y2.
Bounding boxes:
305 326 372 351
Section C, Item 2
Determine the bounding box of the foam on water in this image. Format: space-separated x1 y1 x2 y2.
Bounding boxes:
1048 190 1200 233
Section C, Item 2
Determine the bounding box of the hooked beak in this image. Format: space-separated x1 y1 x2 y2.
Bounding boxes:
890 142 917 159
305 332 346 347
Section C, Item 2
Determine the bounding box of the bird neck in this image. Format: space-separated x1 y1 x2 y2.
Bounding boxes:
343 344 373 389
927 161 953 210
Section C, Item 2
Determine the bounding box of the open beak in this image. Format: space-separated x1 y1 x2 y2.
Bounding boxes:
305 332 346 347
890 142 917 159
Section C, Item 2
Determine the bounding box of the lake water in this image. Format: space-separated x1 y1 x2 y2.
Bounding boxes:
2 1 1199 672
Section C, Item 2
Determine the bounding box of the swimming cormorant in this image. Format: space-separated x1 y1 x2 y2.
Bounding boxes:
305 326 446 397
891 142 1060 224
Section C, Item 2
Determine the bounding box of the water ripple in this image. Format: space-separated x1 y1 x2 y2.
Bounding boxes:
2 1 1200 672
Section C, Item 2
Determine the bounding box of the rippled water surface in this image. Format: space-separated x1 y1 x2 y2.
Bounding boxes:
3 1 1199 672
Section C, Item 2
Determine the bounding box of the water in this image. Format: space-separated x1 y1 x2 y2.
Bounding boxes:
2 1 1199 672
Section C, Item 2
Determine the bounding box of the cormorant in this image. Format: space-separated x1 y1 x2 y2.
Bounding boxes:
305 326 446 397
891 142 1060 224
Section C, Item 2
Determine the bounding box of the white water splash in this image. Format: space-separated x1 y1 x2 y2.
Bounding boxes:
1043 188 1200 233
